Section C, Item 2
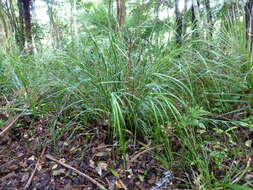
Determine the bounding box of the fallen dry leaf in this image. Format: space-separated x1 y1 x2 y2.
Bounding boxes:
115 179 128 190
52 168 66 176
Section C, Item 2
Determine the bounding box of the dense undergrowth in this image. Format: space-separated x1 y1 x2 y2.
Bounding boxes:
0 20 253 189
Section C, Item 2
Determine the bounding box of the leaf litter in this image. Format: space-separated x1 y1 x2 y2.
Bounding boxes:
0 113 175 190
0 98 253 189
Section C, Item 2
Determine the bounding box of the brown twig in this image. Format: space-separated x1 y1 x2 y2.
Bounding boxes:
24 147 46 189
231 157 252 184
45 154 106 190
130 145 162 162
0 113 23 137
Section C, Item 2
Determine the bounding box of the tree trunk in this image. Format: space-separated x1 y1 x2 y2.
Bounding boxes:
17 0 25 46
22 0 32 43
204 0 213 37
191 0 200 39
182 0 188 38
175 0 182 45
116 0 126 29
18 0 32 51
245 0 253 52
70 0 77 47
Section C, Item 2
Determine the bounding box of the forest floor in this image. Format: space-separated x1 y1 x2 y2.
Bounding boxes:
1 110 253 190
0 96 253 190
0 112 179 190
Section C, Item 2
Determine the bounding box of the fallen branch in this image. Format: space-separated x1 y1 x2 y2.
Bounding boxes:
24 147 46 189
45 154 106 190
0 113 23 137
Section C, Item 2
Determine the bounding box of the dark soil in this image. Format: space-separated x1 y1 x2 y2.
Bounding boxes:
0 114 176 190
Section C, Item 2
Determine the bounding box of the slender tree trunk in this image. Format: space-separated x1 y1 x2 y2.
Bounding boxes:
192 0 200 21
22 0 32 43
182 0 188 38
204 0 213 37
191 0 200 39
175 0 182 45
116 0 126 29
191 4 196 32
245 0 253 52
70 0 77 47
18 0 33 51
17 0 25 44
245 1 253 106
70 0 77 37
